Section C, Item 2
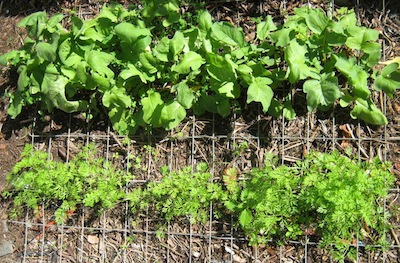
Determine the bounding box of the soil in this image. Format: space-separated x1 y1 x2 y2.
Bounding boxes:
0 0 400 262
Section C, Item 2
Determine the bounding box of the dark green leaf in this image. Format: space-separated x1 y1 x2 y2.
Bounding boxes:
303 74 341 111
198 11 213 35
86 50 115 78
36 42 56 62
141 91 164 126
43 75 88 113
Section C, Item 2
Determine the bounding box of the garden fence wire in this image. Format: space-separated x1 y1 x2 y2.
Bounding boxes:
3 0 400 262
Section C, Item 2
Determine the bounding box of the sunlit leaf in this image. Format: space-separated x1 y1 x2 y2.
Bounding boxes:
285 39 311 83
350 98 387 125
172 51 204 74
210 22 247 47
303 74 341 111
247 77 273 112
257 16 277 40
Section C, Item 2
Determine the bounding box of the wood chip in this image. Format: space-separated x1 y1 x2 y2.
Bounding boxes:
87 235 99 244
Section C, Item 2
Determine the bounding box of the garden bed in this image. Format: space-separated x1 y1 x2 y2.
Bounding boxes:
1 0 400 262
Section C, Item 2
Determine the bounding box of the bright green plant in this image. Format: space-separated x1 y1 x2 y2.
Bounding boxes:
298 151 394 260
224 151 394 261
128 163 226 224
2 144 134 223
223 157 302 245
2 143 395 260
1 4 399 134
266 7 397 124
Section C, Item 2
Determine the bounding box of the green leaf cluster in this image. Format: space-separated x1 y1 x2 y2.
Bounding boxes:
2 146 395 260
2 144 133 223
1 4 398 134
267 7 398 124
226 151 394 260
128 163 226 224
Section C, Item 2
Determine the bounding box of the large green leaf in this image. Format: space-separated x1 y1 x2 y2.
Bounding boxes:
334 56 370 99
346 26 379 52
36 42 56 62
115 22 152 52
18 11 47 38
216 98 231 117
75 19 98 39
283 100 296 120
141 91 164 126
98 2 129 22
193 95 217 115
81 27 103 42
161 101 186 130
102 86 131 108
206 54 237 82
47 13 64 30
119 63 148 83
175 82 194 109
172 51 204 74
86 50 115 78
257 16 277 40
141 0 179 19
17 66 29 91
170 31 185 60
139 52 158 74
247 77 273 112
303 74 341 111
8 93 24 118
115 22 151 43
58 39 82 67
285 40 311 83
237 64 253 85
43 75 88 113
270 28 294 47
374 63 400 97
198 11 212 35
212 81 239 98
210 22 247 48
91 72 112 89
108 106 136 135
154 37 170 62
305 8 329 35
350 99 387 125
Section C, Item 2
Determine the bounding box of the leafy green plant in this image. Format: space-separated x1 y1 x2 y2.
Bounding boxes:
224 157 302 245
266 7 394 124
224 151 394 261
1 4 398 134
2 144 133 223
298 151 394 260
2 143 395 260
128 163 226 224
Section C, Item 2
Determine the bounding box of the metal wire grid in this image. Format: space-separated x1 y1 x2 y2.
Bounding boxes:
10 108 399 262
3 0 400 262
